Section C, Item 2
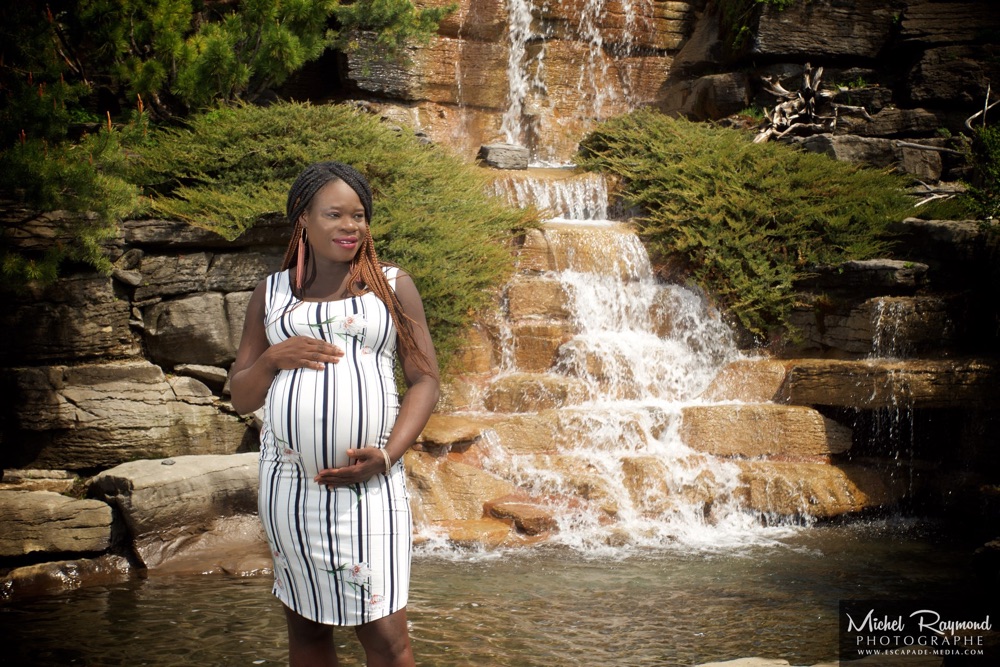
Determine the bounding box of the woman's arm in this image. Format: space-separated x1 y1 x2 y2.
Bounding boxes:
229 279 344 415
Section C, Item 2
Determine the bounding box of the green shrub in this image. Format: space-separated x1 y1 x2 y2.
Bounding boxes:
1 120 144 284
577 109 912 340
967 125 1000 222
133 101 536 368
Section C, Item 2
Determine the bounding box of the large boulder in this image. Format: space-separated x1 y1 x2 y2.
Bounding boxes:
1 273 139 365
477 143 530 170
752 0 898 60
0 555 131 600
907 44 1000 107
788 134 943 181
89 453 259 569
143 292 237 367
0 490 112 559
6 361 247 470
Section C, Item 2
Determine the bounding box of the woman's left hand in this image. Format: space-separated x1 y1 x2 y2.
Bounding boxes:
313 448 388 487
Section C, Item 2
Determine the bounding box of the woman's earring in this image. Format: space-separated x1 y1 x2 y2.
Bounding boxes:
295 228 307 291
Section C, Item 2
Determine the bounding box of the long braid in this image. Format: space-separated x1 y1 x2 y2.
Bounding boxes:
279 162 434 375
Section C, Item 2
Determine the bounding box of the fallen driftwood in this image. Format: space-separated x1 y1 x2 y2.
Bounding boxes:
754 64 874 144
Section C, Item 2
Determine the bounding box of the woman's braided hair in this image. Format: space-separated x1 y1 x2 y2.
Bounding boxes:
281 161 432 373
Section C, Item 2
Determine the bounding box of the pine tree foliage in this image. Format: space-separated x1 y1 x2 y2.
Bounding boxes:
133 101 537 367
577 109 912 339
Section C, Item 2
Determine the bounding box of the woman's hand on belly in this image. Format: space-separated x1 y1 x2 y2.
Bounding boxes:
266 335 344 372
313 447 387 487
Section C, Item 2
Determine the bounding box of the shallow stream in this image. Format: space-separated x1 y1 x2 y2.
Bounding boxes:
3 518 982 666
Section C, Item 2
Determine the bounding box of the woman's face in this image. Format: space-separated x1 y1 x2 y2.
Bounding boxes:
300 178 368 264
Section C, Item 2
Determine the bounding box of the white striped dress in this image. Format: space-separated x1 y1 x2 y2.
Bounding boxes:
258 267 411 626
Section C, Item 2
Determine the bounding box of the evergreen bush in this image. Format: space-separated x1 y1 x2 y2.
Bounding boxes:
133 101 536 368
577 109 912 340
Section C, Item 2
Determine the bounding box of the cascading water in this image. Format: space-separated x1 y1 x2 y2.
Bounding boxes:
500 0 654 161
473 172 804 553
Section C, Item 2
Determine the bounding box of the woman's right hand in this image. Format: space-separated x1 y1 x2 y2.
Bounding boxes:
264 336 344 372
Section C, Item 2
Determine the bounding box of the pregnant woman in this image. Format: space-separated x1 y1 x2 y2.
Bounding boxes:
229 162 439 667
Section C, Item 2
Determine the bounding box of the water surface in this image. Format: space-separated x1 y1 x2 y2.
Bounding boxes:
3 519 982 666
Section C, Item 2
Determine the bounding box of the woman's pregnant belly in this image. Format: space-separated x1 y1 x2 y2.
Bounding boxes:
263 361 399 477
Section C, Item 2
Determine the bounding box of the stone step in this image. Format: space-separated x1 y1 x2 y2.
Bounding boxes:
481 372 591 413
515 222 648 279
680 403 852 460
487 407 670 456
733 460 910 518
704 357 1000 409
509 320 576 371
505 274 571 321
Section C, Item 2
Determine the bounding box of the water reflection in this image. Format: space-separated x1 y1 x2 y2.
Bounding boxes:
2 520 980 667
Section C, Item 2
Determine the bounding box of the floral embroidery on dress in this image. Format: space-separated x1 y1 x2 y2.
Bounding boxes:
309 314 368 343
325 562 373 596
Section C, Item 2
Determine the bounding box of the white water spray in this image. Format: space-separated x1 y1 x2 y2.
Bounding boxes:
472 173 803 553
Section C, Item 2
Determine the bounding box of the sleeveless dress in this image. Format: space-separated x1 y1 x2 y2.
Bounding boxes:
257 267 412 626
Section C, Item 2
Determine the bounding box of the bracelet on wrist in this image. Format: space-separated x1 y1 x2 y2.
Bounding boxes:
379 448 392 475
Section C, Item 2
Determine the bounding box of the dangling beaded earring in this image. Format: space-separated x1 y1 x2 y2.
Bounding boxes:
295 227 307 292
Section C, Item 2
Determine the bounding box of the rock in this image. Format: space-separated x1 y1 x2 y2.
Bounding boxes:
734 461 909 518
434 518 513 548
483 373 589 413
143 292 236 367
350 34 509 108
477 143 530 170
173 364 230 391
225 290 254 352
700 359 789 402
404 451 519 524
834 107 944 137
668 3 723 76
134 252 211 300
680 404 852 459
665 72 751 121
752 0 898 60
788 134 943 181
0 469 77 494
488 412 564 455
0 555 131 601
0 490 112 559
205 251 282 293
787 295 958 357
900 2 1000 46
620 454 720 516
907 44 1000 107
510 321 575 372
517 222 645 277
506 275 571 321
886 218 996 286
0 274 139 365
5 361 247 470
414 0 506 41
451 323 497 375
145 514 271 577
123 215 290 249
776 358 1000 409
484 494 558 535
89 453 259 568
796 259 928 296
418 413 497 449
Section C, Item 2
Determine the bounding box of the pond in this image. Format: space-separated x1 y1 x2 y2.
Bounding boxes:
2 518 987 666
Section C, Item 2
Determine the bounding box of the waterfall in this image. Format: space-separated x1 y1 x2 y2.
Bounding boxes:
468 172 801 553
501 0 537 144
499 0 655 160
